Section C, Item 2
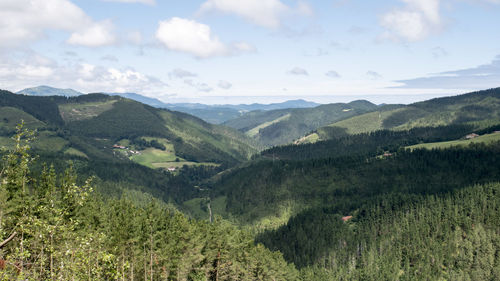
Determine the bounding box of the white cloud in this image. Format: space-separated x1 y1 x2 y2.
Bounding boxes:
367 71 383 79
169 68 198 79
102 0 155 5
199 0 288 28
218 80 232 89
198 0 312 28
288 67 309 75
156 17 226 58
380 0 442 42
233 42 257 53
0 51 167 96
0 0 116 48
67 20 116 47
126 31 143 45
101 55 119 62
296 1 314 16
395 55 500 89
184 79 213 92
326 70 341 78
155 17 254 58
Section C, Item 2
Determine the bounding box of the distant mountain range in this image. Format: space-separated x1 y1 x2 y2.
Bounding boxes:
15 86 320 124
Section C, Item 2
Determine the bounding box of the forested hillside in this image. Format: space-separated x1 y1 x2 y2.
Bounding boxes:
1 89 257 165
212 142 500 227
2 87 500 280
223 100 378 146
1 89 258 210
261 182 500 280
303 88 500 142
0 128 298 280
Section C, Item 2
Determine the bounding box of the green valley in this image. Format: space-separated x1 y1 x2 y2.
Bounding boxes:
2 87 500 280
223 100 378 146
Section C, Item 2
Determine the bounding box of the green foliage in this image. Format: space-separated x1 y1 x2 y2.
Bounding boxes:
284 183 500 280
0 90 64 125
0 125 298 280
0 107 45 132
66 100 169 138
215 142 500 227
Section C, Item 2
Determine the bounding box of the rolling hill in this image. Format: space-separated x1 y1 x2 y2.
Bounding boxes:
1 89 257 167
223 100 378 146
303 88 500 142
17 85 83 97
16 86 321 124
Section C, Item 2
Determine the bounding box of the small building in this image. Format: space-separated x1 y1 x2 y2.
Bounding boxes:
341 216 353 222
112 145 126 149
465 133 479 139
167 167 176 172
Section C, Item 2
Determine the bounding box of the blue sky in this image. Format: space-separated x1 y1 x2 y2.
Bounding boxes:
0 0 499 104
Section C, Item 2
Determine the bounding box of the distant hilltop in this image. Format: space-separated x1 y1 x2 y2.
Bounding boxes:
17 85 83 97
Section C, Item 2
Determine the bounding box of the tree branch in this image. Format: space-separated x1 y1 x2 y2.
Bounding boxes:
0 232 17 248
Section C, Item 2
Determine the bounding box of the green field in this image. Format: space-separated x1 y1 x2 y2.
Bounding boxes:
64 147 88 158
59 100 116 122
0 106 45 129
246 113 291 137
0 131 68 153
0 136 14 148
182 196 228 220
295 132 320 144
407 132 500 150
323 108 403 135
129 148 177 168
151 161 219 169
32 131 68 152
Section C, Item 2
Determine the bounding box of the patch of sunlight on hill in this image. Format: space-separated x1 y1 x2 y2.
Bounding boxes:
59 100 117 122
295 132 320 144
246 113 291 137
32 132 68 152
129 148 177 168
407 132 500 150
64 147 88 158
0 106 45 129
323 108 403 135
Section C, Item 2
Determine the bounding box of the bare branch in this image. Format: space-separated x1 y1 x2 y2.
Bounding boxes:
0 232 17 248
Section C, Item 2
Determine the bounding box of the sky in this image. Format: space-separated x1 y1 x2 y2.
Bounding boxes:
0 0 500 105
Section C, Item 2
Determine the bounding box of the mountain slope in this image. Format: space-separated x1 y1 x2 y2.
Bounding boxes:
0 90 257 166
223 100 378 146
307 88 500 142
259 182 500 280
209 143 500 229
17 85 83 97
